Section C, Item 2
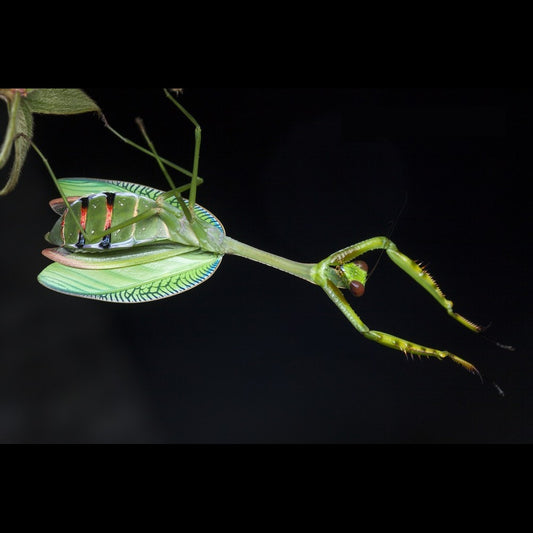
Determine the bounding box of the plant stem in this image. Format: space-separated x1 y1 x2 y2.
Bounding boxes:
223 236 316 285
0 92 19 168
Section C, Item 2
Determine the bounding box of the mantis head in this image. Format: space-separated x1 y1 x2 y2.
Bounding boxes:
335 259 368 298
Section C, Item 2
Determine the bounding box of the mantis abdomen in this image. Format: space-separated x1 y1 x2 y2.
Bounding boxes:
46 191 191 251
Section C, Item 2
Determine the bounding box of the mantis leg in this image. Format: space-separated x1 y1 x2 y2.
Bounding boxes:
322 279 480 376
314 236 486 376
324 236 483 334
32 140 199 246
163 89 201 210
103 89 201 212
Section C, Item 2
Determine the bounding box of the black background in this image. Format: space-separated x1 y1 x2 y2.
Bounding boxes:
0 88 530 443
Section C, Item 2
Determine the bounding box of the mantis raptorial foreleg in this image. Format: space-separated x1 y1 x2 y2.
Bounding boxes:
322 279 480 376
320 236 483 332
314 236 484 375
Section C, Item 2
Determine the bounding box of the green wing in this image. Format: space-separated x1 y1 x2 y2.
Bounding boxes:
38 247 223 303
56 177 164 199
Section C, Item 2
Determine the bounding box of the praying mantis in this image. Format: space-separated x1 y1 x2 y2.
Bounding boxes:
35 89 509 380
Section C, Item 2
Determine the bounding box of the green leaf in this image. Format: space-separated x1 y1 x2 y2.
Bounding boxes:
0 95 34 195
1 89 101 195
26 89 101 115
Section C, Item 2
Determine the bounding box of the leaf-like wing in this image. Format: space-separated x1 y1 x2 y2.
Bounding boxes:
38 248 223 303
55 178 161 198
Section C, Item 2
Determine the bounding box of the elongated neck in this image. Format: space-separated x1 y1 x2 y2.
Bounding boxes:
223 236 316 285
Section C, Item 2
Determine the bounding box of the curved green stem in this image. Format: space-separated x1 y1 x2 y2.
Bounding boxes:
0 92 21 195
0 92 19 168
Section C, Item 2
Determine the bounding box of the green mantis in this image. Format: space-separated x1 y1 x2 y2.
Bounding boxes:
36 89 504 379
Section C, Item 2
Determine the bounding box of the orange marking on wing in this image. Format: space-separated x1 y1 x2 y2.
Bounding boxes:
104 200 113 230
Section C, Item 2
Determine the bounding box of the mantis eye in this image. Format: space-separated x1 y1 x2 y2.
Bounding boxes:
349 280 365 297
353 259 368 272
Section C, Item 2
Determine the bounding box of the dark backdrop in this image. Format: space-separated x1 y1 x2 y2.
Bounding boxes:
0 88 529 443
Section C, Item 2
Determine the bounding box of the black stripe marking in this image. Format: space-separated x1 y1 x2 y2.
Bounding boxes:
99 192 116 249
